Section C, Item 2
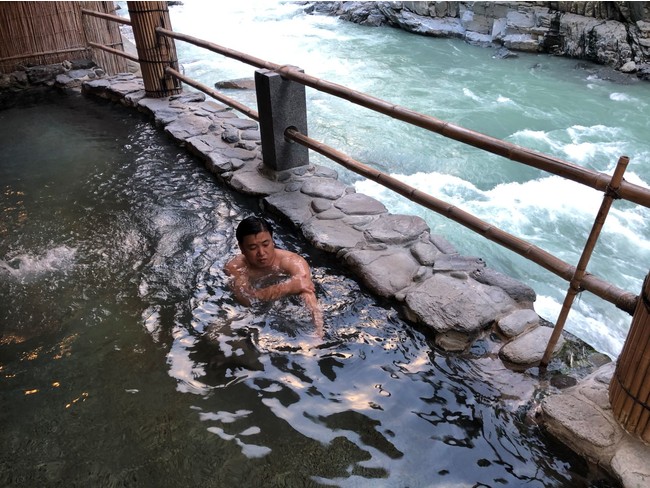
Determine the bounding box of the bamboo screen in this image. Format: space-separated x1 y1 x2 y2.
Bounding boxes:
610 272 650 444
0 1 127 75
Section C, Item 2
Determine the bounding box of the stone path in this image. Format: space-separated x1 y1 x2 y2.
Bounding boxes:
80 74 649 487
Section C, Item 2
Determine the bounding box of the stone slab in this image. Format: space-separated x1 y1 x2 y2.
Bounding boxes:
301 218 366 253
499 326 564 364
405 273 517 333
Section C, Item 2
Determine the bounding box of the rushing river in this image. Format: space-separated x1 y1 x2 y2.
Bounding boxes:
160 0 650 360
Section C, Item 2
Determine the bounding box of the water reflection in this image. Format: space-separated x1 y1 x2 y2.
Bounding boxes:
0 94 618 487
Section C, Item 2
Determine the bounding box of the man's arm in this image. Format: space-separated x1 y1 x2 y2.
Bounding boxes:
254 251 324 335
224 256 254 307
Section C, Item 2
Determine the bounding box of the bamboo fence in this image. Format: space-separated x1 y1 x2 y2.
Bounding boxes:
610 271 650 444
0 1 127 75
126 1 181 97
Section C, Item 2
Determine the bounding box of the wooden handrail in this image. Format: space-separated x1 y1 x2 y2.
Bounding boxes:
86 19 645 317
156 26 650 208
165 67 259 121
88 41 138 63
285 127 639 315
81 8 132 26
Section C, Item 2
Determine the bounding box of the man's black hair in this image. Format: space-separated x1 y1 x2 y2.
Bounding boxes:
235 216 274 245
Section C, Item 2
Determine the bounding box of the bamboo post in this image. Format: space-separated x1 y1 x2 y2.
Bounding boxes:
610 271 650 444
540 156 630 367
126 1 181 97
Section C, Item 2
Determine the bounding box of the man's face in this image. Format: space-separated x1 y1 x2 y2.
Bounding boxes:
240 231 276 269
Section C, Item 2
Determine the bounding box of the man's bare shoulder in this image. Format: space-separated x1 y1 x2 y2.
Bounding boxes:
276 249 309 272
224 254 246 275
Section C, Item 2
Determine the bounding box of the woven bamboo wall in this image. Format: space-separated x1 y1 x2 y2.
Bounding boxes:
0 1 128 75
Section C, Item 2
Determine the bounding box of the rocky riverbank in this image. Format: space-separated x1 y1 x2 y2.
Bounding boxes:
305 1 650 81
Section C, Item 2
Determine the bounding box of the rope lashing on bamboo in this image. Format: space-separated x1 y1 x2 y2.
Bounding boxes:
613 371 650 412
138 57 178 65
605 184 623 200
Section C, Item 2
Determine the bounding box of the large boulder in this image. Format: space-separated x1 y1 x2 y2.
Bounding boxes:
405 272 517 333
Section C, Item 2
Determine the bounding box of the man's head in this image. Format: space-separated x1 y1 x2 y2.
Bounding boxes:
235 216 274 245
236 216 276 269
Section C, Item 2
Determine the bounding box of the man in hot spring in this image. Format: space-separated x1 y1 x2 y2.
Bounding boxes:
224 215 324 338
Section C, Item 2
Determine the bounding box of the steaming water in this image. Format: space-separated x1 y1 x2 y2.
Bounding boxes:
162 0 650 359
0 78 618 485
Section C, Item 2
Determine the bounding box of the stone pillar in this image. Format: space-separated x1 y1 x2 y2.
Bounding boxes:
254 68 309 171
127 1 181 98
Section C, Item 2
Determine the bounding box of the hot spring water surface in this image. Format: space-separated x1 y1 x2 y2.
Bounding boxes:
0 93 619 486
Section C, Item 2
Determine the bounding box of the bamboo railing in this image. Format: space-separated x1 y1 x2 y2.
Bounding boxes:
156 27 650 209
153 27 646 314
81 10 650 316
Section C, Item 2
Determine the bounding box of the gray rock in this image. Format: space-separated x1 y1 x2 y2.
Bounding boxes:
382 8 466 37
405 273 517 333
620 60 637 73
223 117 258 129
435 330 473 352
219 146 257 161
611 438 650 488
411 239 441 265
150 108 181 125
362 214 429 245
215 78 256 90
344 248 420 297
499 326 564 364
241 129 261 140
186 133 228 156
138 96 173 115
229 163 285 196
110 80 146 95
170 91 205 104
165 113 213 141
311 198 333 213
471 267 537 303
312 165 339 179
198 100 232 114
429 234 457 254
334 192 387 215
221 127 240 143
263 191 314 227
541 388 622 463
497 308 540 338
302 218 366 253
317 208 346 220
123 90 147 107
433 254 486 273
301 177 349 200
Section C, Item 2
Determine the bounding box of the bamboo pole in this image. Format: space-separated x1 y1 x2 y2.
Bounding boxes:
127 2 180 97
284 127 638 314
80 8 132 26
88 41 138 63
540 156 630 367
155 27 650 209
610 272 650 444
164 67 259 121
